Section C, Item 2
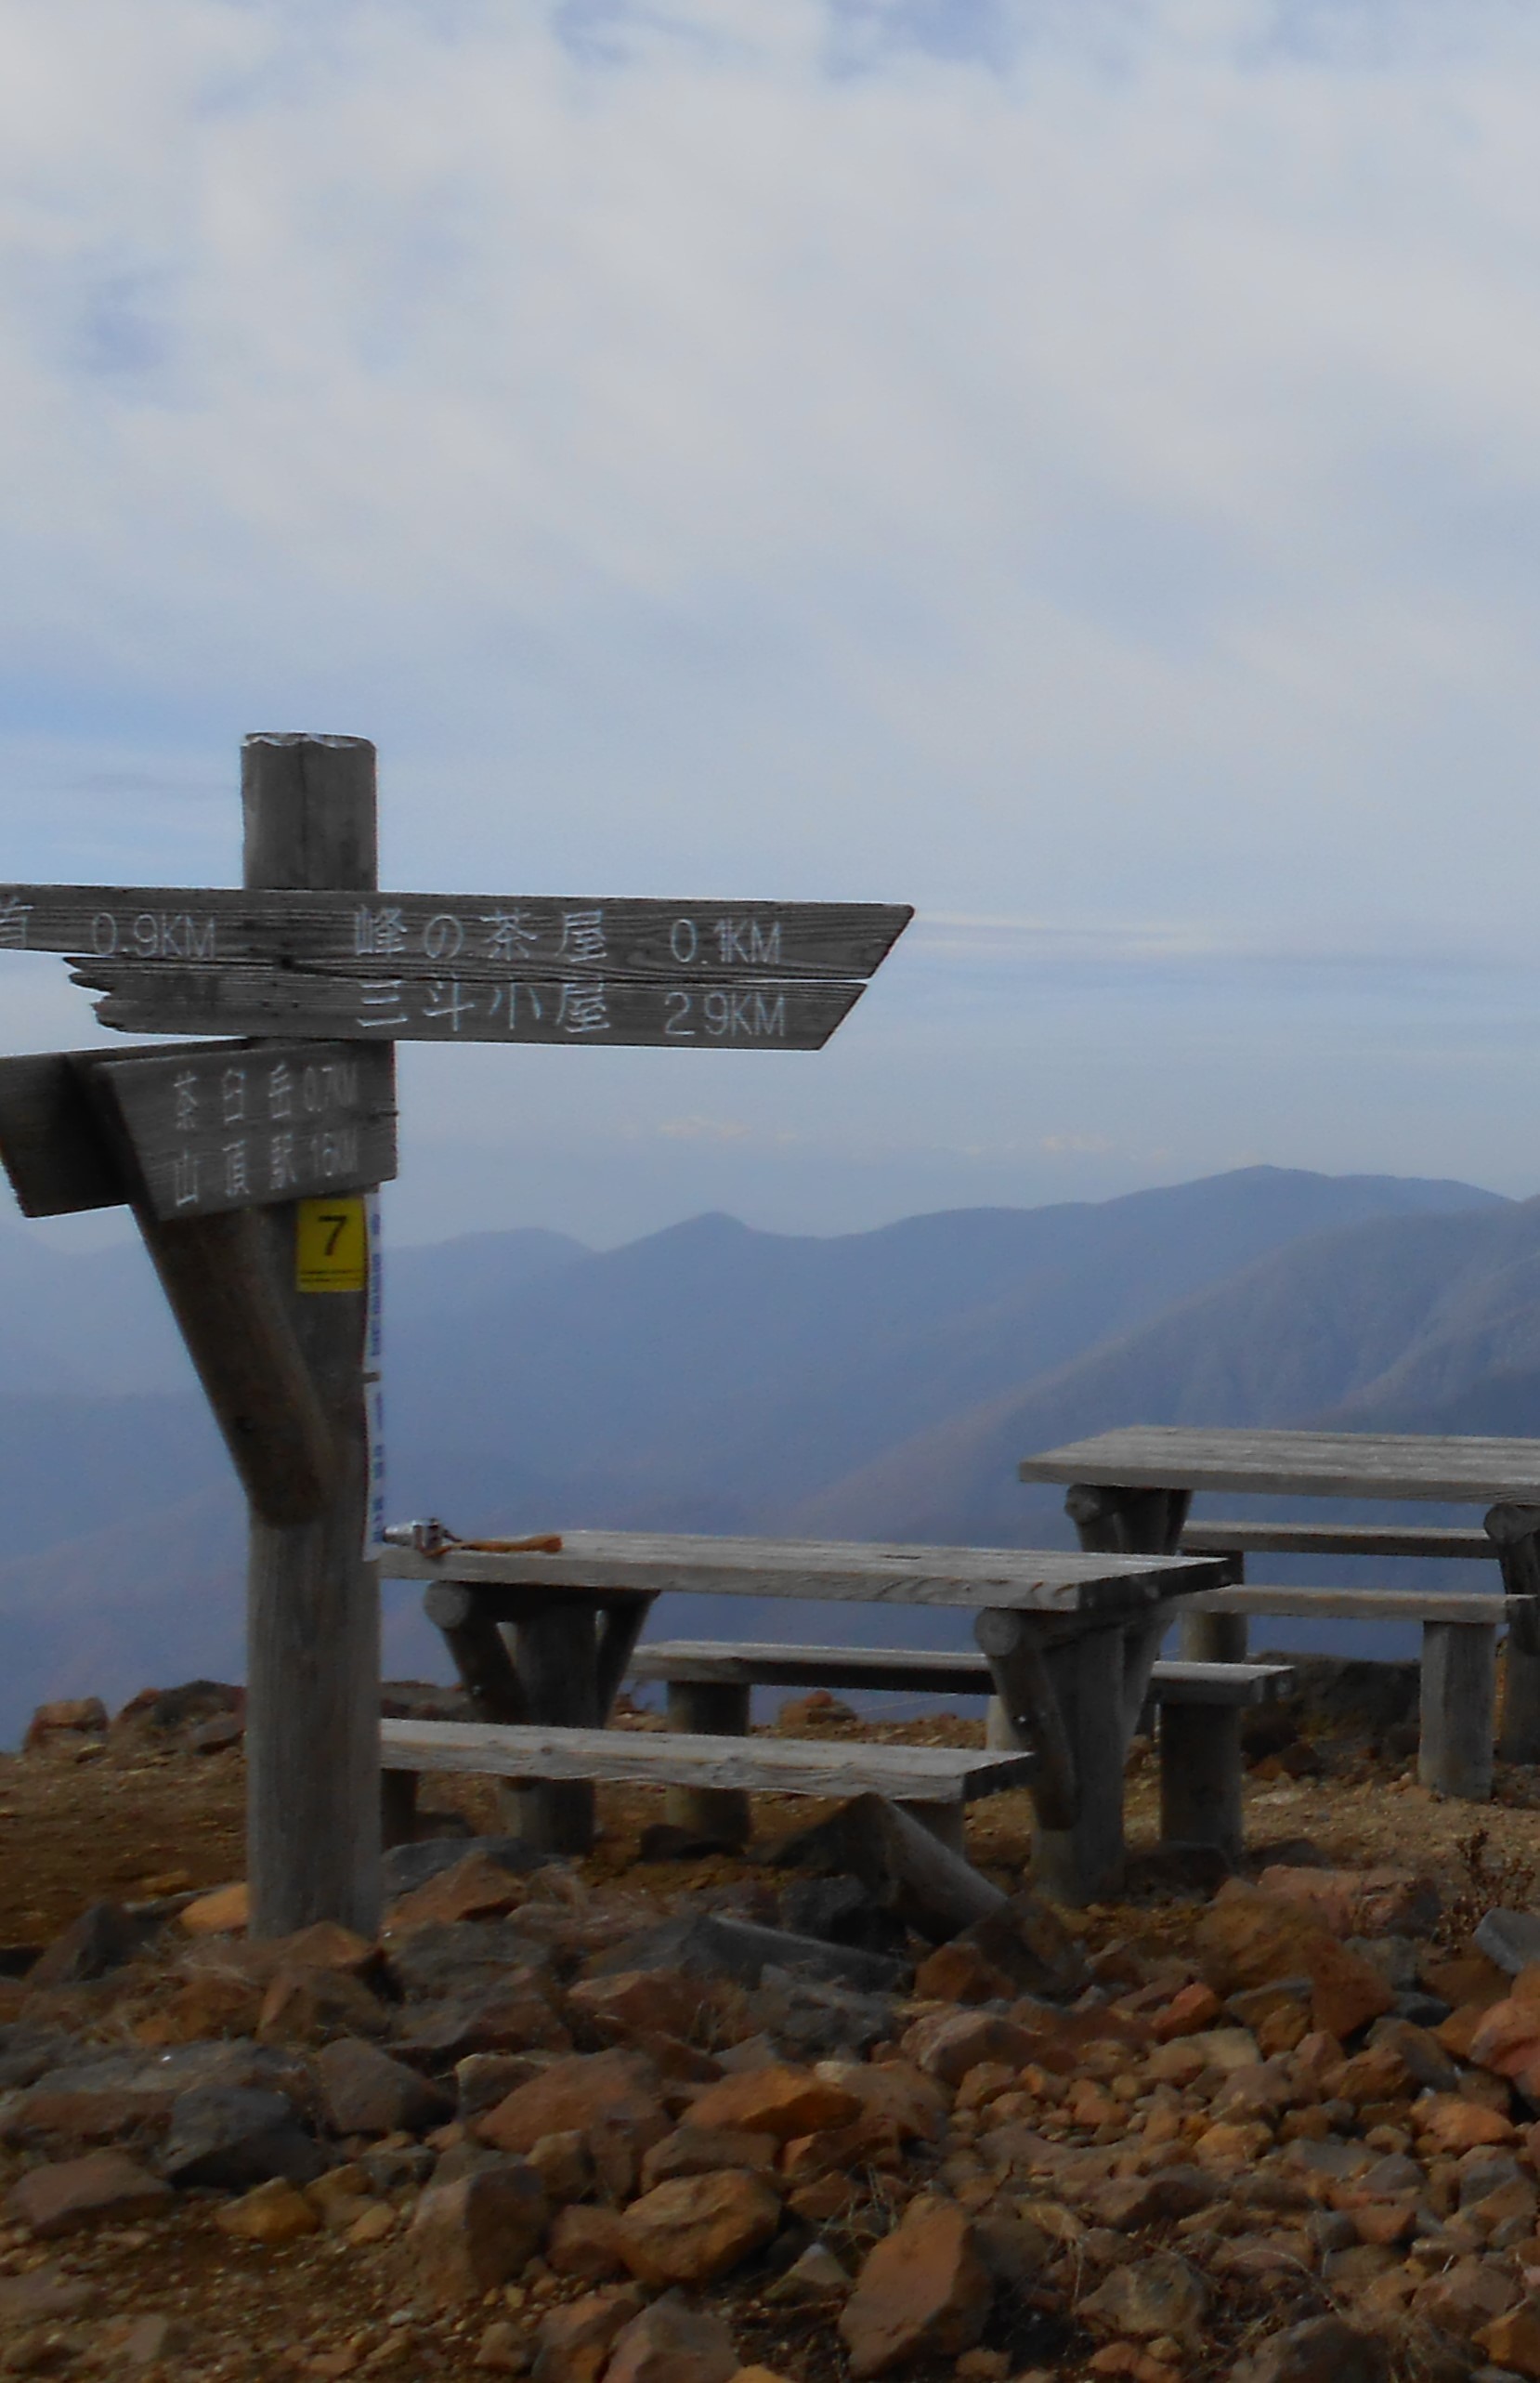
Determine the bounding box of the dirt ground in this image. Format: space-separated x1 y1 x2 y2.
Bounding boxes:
6 1709 1540 1952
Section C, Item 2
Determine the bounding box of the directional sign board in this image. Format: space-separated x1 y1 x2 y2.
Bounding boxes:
0 884 911 1050
95 1041 397 1219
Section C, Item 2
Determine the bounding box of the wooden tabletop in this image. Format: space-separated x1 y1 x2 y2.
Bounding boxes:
1019 1426 1540 1505
378 1527 1231 1614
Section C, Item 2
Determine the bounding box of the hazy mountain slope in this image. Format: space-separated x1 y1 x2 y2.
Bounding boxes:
790 1196 1540 1550
389 1168 1499 1532
0 1167 1510 1741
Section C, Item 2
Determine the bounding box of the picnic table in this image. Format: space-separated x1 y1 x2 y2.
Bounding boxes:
378 1528 1233 1904
1019 1426 1540 1777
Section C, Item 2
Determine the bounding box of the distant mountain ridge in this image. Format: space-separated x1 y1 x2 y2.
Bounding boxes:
0 1164 1516 1742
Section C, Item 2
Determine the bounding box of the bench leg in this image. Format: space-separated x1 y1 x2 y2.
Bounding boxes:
1031 1629 1127 1907
1419 1620 1494 1800
1179 1609 1248 1665
664 1681 752 1846
381 1767 419 1851
1159 1704 1243 1865
507 1607 601 1855
906 1800 966 1858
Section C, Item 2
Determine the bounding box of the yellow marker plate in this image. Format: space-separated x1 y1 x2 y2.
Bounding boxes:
296 1196 368 1292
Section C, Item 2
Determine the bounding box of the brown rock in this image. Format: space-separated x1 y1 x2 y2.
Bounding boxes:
215 2178 321 2243
0 2266 97 2324
530 2284 645 2383
1306 1940 1393 2040
314 2036 453 2135
838 2196 991 2377
566 1969 700 2044
1255 1866 1438 1938
268 1920 378 1976
1151 1982 1222 2040
387 1853 529 1931
777 1688 855 1730
478 2049 668 2155
641 2125 779 2190
475 2319 533 2374
912 1941 1015 2004
257 1965 389 2045
548 2206 631 2280
620 2168 781 2285
1415 2095 1516 2154
1231 2314 1389 2383
1476 2303 1540 2378
1197 1884 1328 1992
1090 2169 1214 2231
899 2010 1038 2087
408 2161 550 2302
605 2292 739 2383
686 2064 861 2142
5 2152 171 2238
815 2059 949 2141
1077 2252 1207 2343
25 1696 107 1749
527 2129 594 2203
1469 1993 1540 2087
137 1967 266 2044
1411 2253 1520 2338
179 1881 249 1936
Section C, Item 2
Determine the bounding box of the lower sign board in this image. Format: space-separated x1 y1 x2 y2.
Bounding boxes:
96 1041 397 1220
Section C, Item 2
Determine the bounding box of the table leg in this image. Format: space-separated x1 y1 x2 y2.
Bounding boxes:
1419 1620 1495 1800
1030 1629 1128 1905
663 1679 752 1846
1064 1483 1191 1558
507 1605 602 1854
1486 1505 1540 1763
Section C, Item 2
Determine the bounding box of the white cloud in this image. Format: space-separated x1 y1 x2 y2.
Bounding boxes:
5 0 1540 1226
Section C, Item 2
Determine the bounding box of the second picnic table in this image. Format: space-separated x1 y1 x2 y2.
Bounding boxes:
1019 1424 1540 1788
378 1528 1233 1903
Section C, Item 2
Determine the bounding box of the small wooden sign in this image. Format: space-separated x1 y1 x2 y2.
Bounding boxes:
2 884 912 980
72 965 864 1049
95 1040 397 1220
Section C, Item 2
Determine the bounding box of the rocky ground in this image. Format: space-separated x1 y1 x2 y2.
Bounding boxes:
5 1672 1540 2383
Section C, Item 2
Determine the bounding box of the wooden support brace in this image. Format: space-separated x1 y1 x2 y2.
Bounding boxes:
423 1581 529 1722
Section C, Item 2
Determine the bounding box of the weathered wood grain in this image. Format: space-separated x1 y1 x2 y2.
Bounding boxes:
3 884 911 977
76 962 867 1049
1022 1426 1540 1503
240 732 382 1943
94 1040 397 1218
1160 1702 1245 1864
627 1641 1294 1704
1181 1520 1498 1559
378 1718 1040 1804
378 1530 1231 1614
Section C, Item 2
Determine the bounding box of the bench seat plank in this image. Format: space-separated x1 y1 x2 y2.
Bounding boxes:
1170 1589 1527 1625
380 1717 1039 1805
628 1641 1293 1705
1181 1522 1496 1560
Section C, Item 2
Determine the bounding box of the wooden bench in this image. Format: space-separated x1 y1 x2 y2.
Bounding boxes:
380 1716 1041 1856
1165 1585 1533 1804
1181 1522 1498 1560
627 1641 1295 1868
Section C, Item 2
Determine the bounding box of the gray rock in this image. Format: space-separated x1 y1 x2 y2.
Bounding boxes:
777 1877 904 1955
1344 1934 1420 1992
381 1835 546 1901
1474 1908 1540 1975
28 1903 149 1989
1232 2313 1389 2383
160 2087 323 2188
0 2029 79 2092
314 2038 454 2138
747 1968 897 2059
590 1911 902 1994
1391 1991 1452 2027
385 1921 554 2002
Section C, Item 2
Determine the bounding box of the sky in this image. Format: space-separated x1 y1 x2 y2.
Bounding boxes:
4 0 1540 1249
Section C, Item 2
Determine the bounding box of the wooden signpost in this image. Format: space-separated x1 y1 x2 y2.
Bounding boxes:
0 733 912 1938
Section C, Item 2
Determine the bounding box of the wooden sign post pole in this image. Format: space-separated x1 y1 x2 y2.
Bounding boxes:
242 733 381 1938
